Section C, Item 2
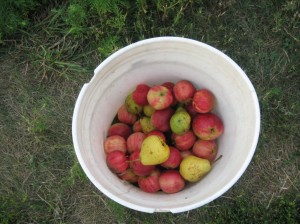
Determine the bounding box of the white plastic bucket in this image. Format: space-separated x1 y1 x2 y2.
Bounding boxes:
72 37 260 213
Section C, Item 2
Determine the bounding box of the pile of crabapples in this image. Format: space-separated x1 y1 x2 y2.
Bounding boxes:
104 80 224 194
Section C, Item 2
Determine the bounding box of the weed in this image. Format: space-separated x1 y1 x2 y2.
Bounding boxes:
98 36 121 57
66 3 87 27
0 0 37 41
66 161 88 186
0 193 29 223
107 200 127 223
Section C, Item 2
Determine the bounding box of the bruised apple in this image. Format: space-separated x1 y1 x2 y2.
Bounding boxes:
108 123 132 139
151 107 174 132
161 82 175 91
173 80 196 103
132 84 150 106
126 132 146 154
161 81 178 106
192 113 224 140
159 170 185 194
192 139 218 162
161 146 182 169
138 169 161 193
192 89 215 113
104 135 127 154
172 130 196 151
106 151 128 174
185 101 198 118
132 120 142 132
147 85 173 110
117 104 137 125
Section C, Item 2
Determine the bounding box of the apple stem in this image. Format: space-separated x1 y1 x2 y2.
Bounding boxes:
212 155 223 165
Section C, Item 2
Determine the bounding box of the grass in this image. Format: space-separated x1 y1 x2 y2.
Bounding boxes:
0 0 299 223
